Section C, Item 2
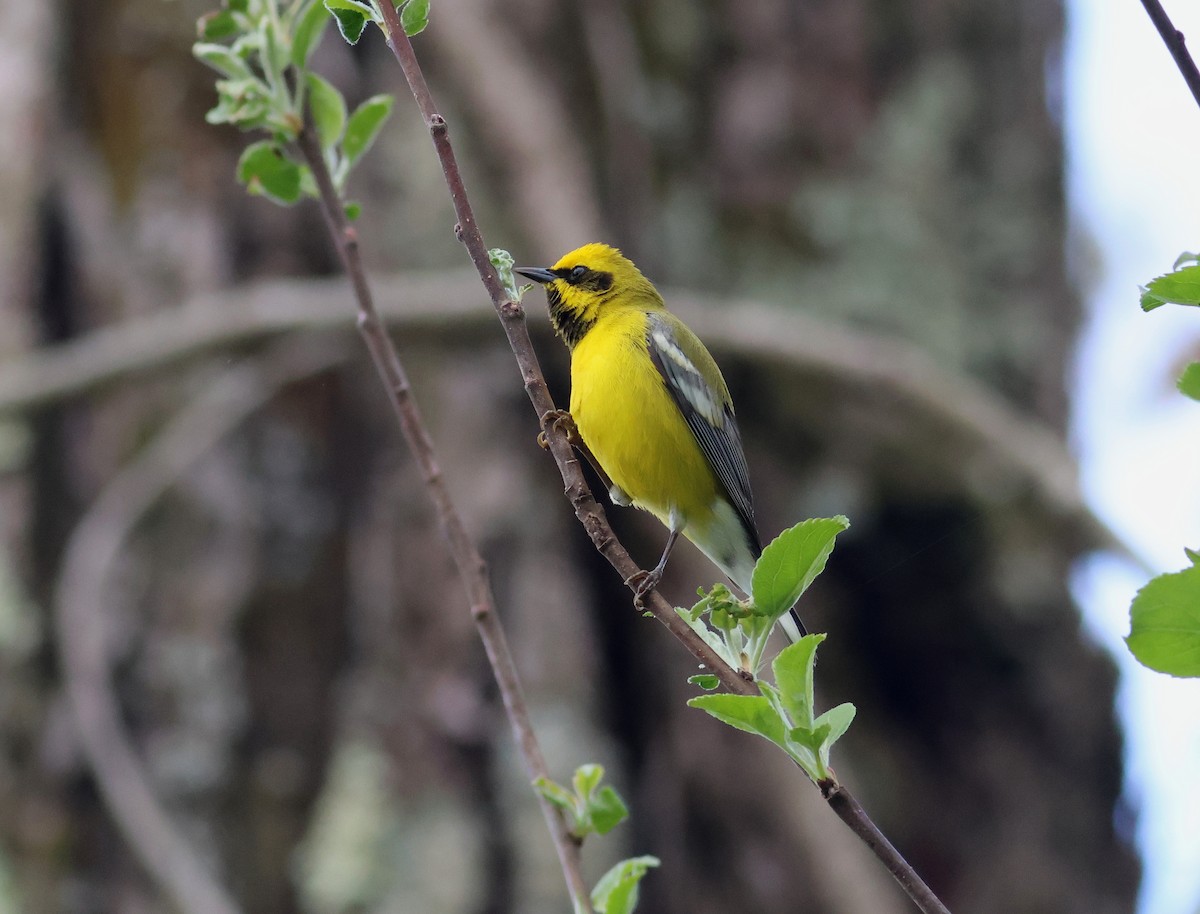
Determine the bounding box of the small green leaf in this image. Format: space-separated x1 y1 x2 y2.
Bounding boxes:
573 763 603 799
237 141 303 204
291 0 331 67
1178 362 1200 402
591 856 660 914
533 776 576 814
342 94 394 164
752 517 849 622
206 78 273 129
399 0 430 35
306 72 347 151
1186 548 1200 566
1173 251 1200 270
197 9 240 40
323 0 375 44
193 43 252 78
687 673 720 690
771 633 825 728
344 200 362 220
1126 564 1200 677
1140 287 1167 312
324 0 378 14
259 16 291 81
813 702 856 769
687 694 787 749
299 166 319 199
1143 265 1200 310
587 786 629 835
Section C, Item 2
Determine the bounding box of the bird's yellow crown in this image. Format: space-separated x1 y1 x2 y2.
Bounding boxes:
538 244 664 348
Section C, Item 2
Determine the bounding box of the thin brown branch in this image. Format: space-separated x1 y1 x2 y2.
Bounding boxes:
425 0 604 249
822 780 951 914
375 12 952 914
1139 0 1200 109
55 337 348 914
293 126 593 911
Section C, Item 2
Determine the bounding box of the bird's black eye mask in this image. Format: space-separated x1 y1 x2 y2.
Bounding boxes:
554 265 614 292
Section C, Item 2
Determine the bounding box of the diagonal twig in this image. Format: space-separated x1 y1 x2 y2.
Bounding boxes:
1139 0 1200 109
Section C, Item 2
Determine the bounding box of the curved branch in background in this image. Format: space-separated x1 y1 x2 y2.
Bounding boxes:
0 278 1139 570
377 9 950 913
54 336 350 914
1139 0 1200 109
427 0 605 250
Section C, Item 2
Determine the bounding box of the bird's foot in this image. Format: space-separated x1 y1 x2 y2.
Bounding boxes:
537 408 578 450
627 568 662 607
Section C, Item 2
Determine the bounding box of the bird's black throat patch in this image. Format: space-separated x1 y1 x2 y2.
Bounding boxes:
545 283 595 349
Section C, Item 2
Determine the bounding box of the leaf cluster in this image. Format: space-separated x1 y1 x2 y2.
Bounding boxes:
193 0 397 209
535 766 658 914
679 517 848 675
690 635 855 782
680 518 855 782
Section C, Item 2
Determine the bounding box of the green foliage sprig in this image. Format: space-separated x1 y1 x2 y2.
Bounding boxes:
194 0 397 211
535 764 629 841
534 766 659 913
1128 252 1200 678
681 519 855 782
680 517 848 676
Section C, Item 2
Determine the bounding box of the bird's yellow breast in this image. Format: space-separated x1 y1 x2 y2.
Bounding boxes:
569 308 719 527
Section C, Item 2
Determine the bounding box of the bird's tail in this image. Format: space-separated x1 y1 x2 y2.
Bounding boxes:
777 606 808 644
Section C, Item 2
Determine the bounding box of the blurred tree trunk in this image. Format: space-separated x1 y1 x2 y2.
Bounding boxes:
0 0 1138 913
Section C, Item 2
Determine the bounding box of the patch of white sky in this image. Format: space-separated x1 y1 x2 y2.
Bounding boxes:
1065 3 1200 914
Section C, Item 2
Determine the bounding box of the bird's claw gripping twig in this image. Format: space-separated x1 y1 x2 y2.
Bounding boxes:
537 408 577 450
626 568 662 607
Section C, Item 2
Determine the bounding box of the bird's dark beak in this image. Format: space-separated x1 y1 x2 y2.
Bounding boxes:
514 266 557 284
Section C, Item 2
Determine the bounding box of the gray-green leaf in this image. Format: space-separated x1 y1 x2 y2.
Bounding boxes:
342 94 394 164
400 0 430 36
591 856 660 914
306 72 346 151
291 0 331 67
193 43 253 79
237 141 303 204
197 9 239 40
323 0 376 44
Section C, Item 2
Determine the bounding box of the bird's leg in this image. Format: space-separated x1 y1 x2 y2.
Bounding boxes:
628 528 681 606
538 409 616 493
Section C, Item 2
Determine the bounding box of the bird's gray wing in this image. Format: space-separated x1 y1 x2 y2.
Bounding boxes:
645 311 760 554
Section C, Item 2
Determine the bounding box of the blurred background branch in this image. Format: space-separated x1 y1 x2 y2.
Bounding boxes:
54 336 348 914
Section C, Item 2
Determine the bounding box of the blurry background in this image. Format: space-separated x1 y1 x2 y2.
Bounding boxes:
0 0 1193 912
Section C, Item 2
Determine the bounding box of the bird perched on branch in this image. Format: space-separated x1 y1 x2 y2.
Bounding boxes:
517 243 804 641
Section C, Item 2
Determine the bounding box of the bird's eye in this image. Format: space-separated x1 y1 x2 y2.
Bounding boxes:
569 265 588 282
